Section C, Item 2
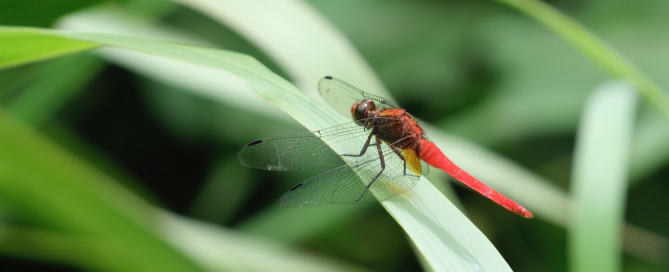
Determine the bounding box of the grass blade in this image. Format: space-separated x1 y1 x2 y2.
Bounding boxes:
495 0 669 120
569 81 637 271
0 27 97 69
171 0 386 95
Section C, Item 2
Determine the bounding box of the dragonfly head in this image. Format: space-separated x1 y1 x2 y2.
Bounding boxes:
351 99 377 126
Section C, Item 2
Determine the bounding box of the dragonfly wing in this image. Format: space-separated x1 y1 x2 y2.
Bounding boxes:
238 131 343 170
278 141 421 206
279 164 377 206
318 76 400 117
238 122 381 170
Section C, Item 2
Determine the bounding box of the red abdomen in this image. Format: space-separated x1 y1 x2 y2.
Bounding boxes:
418 139 533 218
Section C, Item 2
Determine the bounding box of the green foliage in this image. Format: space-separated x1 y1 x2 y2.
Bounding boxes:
1 0 667 271
569 82 637 271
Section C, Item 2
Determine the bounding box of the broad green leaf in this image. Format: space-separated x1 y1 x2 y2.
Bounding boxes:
569 81 637 271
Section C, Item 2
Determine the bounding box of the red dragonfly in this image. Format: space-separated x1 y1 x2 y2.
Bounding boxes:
239 76 533 218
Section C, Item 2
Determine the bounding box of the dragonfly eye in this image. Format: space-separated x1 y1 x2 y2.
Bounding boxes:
352 99 376 126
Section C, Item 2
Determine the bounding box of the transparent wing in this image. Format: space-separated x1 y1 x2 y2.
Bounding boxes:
278 139 421 206
318 76 400 117
239 122 362 170
239 118 407 170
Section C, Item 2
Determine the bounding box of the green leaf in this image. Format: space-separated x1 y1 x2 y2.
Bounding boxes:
0 27 98 69
171 0 388 96
0 26 513 271
161 213 369 272
569 81 637 271
5 53 104 124
0 109 206 272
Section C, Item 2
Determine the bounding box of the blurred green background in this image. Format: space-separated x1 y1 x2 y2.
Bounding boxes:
1 0 668 271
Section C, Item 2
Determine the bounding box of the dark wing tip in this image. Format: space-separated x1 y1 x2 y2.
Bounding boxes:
289 183 304 191
324 75 333 80
247 139 263 146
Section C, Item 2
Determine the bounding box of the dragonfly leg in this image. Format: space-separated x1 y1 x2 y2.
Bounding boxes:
342 132 374 157
390 147 408 175
356 137 385 202
389 135 413 176
390 146 420 178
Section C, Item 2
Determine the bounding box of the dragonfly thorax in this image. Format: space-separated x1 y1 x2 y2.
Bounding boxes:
352 99 423 152
373 109 423 151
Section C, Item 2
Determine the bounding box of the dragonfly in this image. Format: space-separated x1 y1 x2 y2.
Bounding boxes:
238 76 533 218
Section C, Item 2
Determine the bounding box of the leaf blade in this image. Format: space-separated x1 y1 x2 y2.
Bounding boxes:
569 81 637 271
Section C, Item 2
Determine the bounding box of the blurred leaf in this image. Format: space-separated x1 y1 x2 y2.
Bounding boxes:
308 0 487 118
0 27 98 69
171 0 387 97
0 109 206 271
239 205 367 244
5 53 104 124
55 6 283 120
188 157 255 224
161 213 369 272
445 15 605 145
139 78 297 145
0 0 103 27
569 81 637 271
629 107 669 183
495 0 669 121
